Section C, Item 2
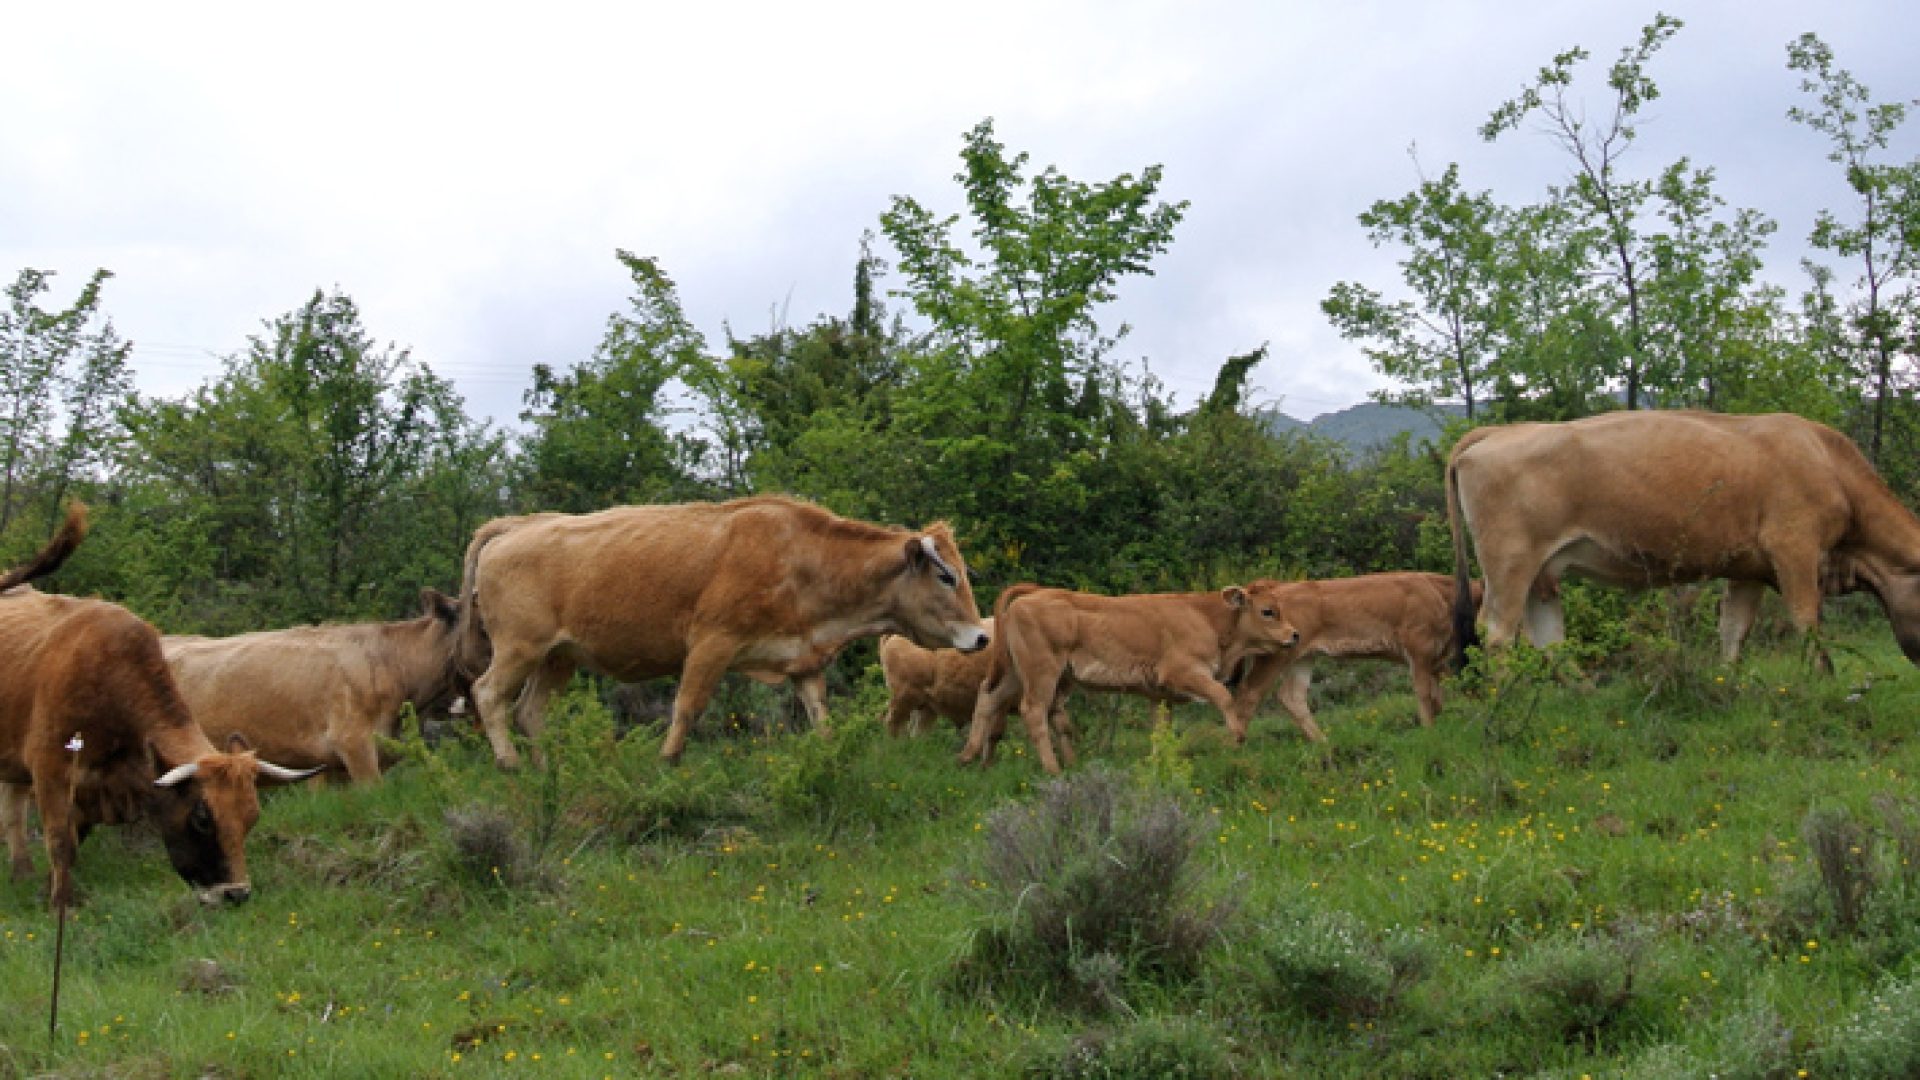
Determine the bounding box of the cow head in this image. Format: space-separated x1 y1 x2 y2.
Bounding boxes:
1873 571 1920 663
1222 581 1301 657
416 586 475 708
151 733 321 906
892 523 990 654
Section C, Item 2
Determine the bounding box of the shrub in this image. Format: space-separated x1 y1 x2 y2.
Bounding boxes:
1709 1000 1797 1080
1817 974 1920 1079
1038 1016 1234 1080
952 768 1235 1010
1503 929 1648 1047
444 803 545 891
1247 906 1428 1022
1803 806 1876 933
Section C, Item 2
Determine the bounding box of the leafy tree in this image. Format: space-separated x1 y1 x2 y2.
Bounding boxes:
0 267 131 541
879 118 1186 580
1787 32 1920 466
519 252 712 510
1323 161 1507 419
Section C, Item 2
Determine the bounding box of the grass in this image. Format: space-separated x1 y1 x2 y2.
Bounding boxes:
3 604 1920 1076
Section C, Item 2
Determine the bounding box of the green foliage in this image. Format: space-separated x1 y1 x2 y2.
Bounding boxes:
953 768 1234 1010
1244 904 1428 1022
1500 929 1650 1046
1037 1016 1234 1080
1133 711 1194 794
1818 974 1920 1079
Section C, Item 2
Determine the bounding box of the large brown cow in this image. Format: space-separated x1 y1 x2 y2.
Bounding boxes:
958 582 1302 775
1446 411 1920 667
1230 572 1483 739
879 618 997 736
0 505 318 907
161 588 466 784
457 496 989 767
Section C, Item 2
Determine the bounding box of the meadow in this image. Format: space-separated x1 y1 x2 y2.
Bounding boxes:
3 595 1920 1078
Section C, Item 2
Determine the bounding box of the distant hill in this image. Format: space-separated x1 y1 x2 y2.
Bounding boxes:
1257 400 1465 453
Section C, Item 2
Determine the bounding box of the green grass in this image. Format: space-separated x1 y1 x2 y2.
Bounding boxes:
5 613 1920 1077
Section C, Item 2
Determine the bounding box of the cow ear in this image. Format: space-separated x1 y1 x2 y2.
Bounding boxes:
421 587 457 623
903 536 928 572
1221 585 1247 609
225 732 253 754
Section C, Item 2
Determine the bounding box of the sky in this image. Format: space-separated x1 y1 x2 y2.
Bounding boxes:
4 1 1916 429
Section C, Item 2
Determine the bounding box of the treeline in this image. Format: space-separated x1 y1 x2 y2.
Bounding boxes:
1 21 1913 638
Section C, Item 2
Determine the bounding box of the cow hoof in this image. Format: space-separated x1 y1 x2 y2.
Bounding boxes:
493 753 522 772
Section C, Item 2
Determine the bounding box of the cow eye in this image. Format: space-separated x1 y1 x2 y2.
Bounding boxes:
1261 608 1276 619
936 569 957 588
189 801 214 835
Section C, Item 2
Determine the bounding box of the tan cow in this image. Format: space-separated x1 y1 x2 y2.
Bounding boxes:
0 505 318 907
879 618 996 736
959 582 1302 775
457 495 989 767
1229 572 1484 739
161 589 466 784
1446 410 1920 667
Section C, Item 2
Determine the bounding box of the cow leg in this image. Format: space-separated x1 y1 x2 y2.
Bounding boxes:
1410 657 1443 726
472 645 541 770
515 654 577 767
1272 661 1328 743
1050 692 1078 768
1228 654 1290 736
1017 668 1067 775
1719 580 1766 663
31 778 78 908
883 693 916 737
335 736 382 785
1523 591 1567 647
1477 561 1540 650
1775 561 1834 674
792 674 831 738
960 677 1018 765
1 783 32 881
660 639 737 765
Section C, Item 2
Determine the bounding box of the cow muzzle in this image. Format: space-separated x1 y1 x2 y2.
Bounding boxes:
198 882 252 907
955 626 991 653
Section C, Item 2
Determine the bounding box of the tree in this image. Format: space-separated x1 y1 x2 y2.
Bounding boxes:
1323 161 1507 419
878 118 1187 580
519 252 711 510
0 267 131 539
1787 32 1920 466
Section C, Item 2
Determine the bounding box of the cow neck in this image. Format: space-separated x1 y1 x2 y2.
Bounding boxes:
373 614 459 707
798 534 917 642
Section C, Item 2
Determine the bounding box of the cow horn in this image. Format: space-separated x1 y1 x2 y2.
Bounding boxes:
256 760 326 783
154 762 201 788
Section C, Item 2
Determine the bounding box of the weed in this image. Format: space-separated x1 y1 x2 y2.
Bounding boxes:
444 804 544 891
1244 905 1427 1023
1802 806 1875 933
1817 973 1920 1079
1038 1015 1234 1080
1501 928 1648 1047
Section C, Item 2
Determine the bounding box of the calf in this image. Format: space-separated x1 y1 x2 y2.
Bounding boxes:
0 505 318 907
959 583 1301 774
162 588 466 783
1230 572 1483 739
880 618 997 736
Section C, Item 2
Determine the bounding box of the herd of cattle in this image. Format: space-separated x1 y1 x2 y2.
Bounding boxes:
4 410 1919 908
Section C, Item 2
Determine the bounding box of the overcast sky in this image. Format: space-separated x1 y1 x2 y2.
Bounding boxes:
5 1 1915 428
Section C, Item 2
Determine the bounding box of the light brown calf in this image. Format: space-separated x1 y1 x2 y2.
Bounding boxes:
162 589 466 784
1230 572 1483 739
879 618 996 736
959 583 1301 775
0 505 317 907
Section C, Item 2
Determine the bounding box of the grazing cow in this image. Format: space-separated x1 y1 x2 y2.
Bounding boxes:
0 505 318 907
1446 410 1920 667
1230 573 1484 739
161 588 466 784
879 618 997 736
959 582 1302 775
457 496 989 767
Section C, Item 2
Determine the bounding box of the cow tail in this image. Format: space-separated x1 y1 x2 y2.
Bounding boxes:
1446 454 1479 673
454 516 520 682
0 501 88 593
979 583 1041 694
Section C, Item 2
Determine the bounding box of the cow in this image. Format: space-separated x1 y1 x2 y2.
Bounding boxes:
1229 572 1484 740
161 588 466 784
456 495 989 768
1446 410 1920 669
958 582 1302 775
879 618 997 736
0 504 319 907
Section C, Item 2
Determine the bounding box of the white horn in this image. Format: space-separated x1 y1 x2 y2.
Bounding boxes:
154 762 201 788
920 536 956 579
257 760 325 783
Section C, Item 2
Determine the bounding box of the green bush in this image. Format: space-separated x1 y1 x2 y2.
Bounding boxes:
1038 1015 1234 1080
1246 906 1428 1022
953 768 1235 1010
1501 930 1648 1047
1817 974 1920 1078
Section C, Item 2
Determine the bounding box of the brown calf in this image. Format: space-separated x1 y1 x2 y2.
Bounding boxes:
162 588 466 783
0 505 317 907
1230 572 1483 739
880 617 997 736
959 583 1301 774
